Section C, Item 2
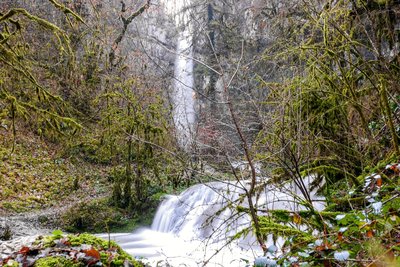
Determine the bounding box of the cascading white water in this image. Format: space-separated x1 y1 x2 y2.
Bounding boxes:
166 0 196 149
151 182 252 243
103 179 325 266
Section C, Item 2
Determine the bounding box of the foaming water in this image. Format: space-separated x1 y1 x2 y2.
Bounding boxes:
101 179 325 266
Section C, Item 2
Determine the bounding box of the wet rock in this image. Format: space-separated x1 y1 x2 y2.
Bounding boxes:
0 236 39 259
0 225 12 240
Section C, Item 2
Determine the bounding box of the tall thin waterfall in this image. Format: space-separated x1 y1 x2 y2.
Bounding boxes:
166 0 196 149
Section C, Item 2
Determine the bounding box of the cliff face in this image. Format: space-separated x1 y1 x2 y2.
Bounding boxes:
185 0 400 162
188 1 294 159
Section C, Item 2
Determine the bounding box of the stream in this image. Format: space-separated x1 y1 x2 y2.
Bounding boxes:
100 179 325 266
0 179 324 266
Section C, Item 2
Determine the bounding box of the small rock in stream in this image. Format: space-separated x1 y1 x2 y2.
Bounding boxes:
0 225 12 241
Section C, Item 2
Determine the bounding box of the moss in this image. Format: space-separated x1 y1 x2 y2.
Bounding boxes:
68 233 118 250
1 201 30 212
34 257 80 267
39 235 60 248
60 198 129 233
4 260 19 267
34 233 145 267
269 210 291 223
67 234 142 266
236 205 249 213
323 196 366 211
0 129 113 212
258 217 314 245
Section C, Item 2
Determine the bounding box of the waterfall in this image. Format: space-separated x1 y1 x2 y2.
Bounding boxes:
165 0 196 149
173 30 195 149
102 179 325 266
99 3 327 265
151 182 252 242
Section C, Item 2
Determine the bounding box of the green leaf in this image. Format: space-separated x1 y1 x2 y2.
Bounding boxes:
52 229 63 237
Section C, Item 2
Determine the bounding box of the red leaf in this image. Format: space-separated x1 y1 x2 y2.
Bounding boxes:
19 246 30 255
338 232 343 241
323 259 332 267
2 256 12 264
390 165 398 172
367 230 374 238
61 238 71 246
83 248 101 260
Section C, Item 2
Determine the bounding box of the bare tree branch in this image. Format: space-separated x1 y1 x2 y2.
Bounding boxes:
109 0 151 67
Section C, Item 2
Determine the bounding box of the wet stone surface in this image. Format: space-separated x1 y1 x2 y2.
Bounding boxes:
0 211 53 259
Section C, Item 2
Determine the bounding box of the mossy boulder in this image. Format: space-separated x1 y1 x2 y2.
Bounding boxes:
59 198 130 233
1 232 146 267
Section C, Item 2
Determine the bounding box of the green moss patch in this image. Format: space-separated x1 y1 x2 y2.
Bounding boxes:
0 130 112 213
34 257 80 267
59 198 130 233
1 232 146 267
